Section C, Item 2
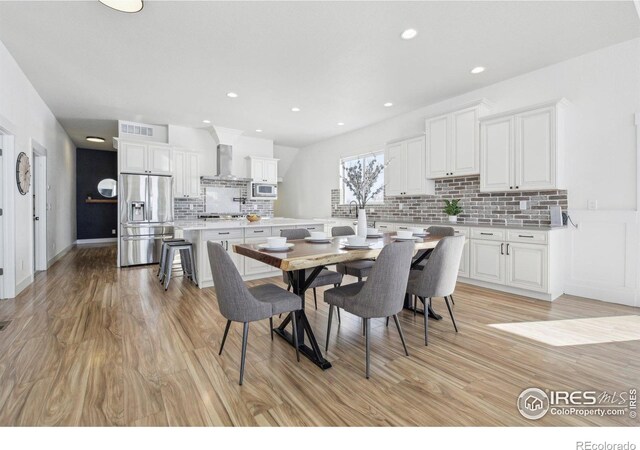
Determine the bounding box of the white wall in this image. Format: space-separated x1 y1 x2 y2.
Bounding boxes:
279 38 640 219
279 38 640 306
168 125 274 178
0 39 76 297
273 145 300 217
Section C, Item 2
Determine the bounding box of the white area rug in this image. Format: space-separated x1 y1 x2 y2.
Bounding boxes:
489 315 640 346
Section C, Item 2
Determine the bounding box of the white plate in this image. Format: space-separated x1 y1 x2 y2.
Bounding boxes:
304 237 333 243
341 244 374 250
413 232 430 237
367 233 384 238
393 236 418 241
257 243 295 252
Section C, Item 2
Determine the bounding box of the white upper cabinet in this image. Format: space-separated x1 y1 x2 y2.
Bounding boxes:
480 116 514 192
247 156 278 184
173 149 200 198
385 135 435 196
425 100 491 179
119 141 173 175
480 99 567 192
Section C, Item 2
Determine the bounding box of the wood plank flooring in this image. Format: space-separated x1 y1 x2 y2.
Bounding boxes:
0 244 638 426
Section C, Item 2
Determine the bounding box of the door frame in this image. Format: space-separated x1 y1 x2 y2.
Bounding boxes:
31 139 48 271
0 121 16 299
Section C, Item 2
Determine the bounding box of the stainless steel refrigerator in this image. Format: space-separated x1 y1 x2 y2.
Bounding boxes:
120 173 174 267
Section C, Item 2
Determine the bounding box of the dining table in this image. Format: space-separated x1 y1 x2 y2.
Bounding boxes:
233 232 445 370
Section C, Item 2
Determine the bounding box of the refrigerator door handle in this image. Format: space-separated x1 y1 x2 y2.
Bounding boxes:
145 176 153 221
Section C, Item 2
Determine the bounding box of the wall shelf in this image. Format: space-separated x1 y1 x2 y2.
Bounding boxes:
85 198 117 204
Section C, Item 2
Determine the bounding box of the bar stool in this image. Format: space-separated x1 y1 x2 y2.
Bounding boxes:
163 241 198 290
158 238 186 280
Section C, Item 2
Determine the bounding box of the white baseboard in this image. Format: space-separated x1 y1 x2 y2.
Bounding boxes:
76 238 117 245
48 242 75 268
457 277 555 301
15 274 34 296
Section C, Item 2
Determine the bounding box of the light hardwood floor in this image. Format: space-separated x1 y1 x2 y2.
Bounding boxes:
0 245 638 426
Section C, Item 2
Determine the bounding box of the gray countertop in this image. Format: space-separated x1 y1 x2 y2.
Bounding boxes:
326 217 566 231
174 217 328 231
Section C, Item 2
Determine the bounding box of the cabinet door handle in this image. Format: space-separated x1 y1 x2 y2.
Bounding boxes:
219 232 230 235
515 186 519 189
500 243 504 255
506 243 510 255
519 235 534 238
254 230 264 233
480 232 493 235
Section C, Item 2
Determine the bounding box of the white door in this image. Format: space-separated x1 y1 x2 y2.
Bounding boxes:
469 240 505 284
425 115 449 178
186 153 200 197
173 150 185 197
405 136 425 194
514 107 555 190
480 117 514 192
384 142 405 196
458 239 470 277
264 159 278 184
226 239 245 275
0 137 3 298
120 142 147 174
506 242 548 292
147 145 172 175
251 158 266 182
244 237 275 275
451 107 479 176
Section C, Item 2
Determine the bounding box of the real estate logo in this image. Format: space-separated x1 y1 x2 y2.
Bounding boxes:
517 387 550 420
517 387 637 420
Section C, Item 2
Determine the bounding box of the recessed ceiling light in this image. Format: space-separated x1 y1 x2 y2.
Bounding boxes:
291 107 301 112
255 129 263 133
400 28 418 40
202 119 211 124
337 122 345 126
227 92 238 98
86 136 105 143
99 0 143 13
470 66 486 74
384 102 393 107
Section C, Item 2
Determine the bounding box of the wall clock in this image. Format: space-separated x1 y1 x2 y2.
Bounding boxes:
16 151 31 195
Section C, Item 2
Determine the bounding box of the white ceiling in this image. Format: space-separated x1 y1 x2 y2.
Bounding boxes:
0 1 638 151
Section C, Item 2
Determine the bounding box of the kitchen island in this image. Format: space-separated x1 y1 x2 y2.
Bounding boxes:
175 218 329 288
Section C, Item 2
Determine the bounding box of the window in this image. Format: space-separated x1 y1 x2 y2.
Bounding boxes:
340 151 385 205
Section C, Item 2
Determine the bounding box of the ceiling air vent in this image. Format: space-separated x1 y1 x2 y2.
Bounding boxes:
120 123 154 137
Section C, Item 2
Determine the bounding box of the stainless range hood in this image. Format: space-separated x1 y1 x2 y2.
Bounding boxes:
201 126 252 181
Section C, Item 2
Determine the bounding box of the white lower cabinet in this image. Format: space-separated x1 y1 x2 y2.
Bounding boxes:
469 240 506 284
467 227 558 298
506 242 547 292
244 237 275 275
458 239 470 277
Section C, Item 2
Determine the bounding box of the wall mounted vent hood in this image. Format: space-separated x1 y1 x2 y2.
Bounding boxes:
202 126 251 181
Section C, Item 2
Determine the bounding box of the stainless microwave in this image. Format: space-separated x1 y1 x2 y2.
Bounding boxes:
251 183 277 198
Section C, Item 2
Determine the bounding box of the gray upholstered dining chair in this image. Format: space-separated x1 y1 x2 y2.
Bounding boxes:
412 226 457 302
207 241 302 385
332 226 375 282
406 235 465 346
324 241 415 379
279 228 343 312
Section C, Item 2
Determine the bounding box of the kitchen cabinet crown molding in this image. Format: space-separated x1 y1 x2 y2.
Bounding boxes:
478 98 570 123
424 98 494 121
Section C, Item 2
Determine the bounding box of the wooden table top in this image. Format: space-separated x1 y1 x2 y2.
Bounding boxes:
233 232 443 271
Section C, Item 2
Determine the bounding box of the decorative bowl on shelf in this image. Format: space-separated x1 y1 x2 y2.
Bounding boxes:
246 214 261 222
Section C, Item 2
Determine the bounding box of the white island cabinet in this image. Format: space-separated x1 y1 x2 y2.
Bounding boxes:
175 218 329 288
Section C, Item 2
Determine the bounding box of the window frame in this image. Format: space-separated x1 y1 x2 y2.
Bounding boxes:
339 150 385 206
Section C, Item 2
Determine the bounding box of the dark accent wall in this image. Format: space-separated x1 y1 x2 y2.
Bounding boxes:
76 148 118 240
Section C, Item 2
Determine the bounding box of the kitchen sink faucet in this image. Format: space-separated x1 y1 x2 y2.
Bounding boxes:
348 200 359 218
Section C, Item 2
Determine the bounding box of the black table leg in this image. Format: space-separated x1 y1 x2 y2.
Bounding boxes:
274 268 332 370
